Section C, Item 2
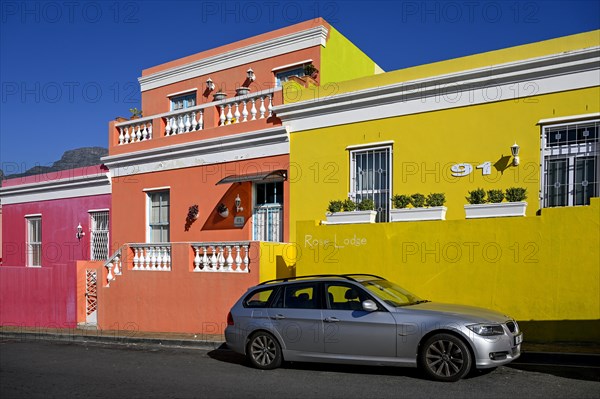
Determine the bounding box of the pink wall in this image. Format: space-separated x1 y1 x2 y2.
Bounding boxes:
0 263 77 328
1 194 111 266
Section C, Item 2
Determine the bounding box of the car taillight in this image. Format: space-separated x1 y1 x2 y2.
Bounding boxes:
227 312 234 326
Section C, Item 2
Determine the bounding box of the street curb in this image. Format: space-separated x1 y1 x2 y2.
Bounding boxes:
517 351 600 367
0 331 225 351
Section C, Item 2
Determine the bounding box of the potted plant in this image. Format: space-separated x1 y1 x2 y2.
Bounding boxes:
325 197 377 224
213 88 227 101
390 193 447 222
129 107 143 119
235 87 250 96
464 187 528 219
217 203 229 218
303 63 319 79
187 204 199 221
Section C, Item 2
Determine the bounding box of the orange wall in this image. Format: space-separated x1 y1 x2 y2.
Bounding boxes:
97 243 261 334
110 154 290 250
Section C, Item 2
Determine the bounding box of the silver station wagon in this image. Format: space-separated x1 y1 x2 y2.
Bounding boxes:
225 274 522 382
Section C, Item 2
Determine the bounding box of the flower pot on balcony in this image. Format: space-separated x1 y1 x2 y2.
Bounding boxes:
213 92 227 101
325 210 377 224
464 202 527 219
235 87 250 96
390 206 447 222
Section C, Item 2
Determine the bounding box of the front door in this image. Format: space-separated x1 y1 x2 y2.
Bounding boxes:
253 181 283 242
85 269 98 325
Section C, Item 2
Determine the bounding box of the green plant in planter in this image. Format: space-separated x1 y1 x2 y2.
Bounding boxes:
410 193 426 208
392 194 411 209
357 198 375 211
466 188 487 204
129 107 143 118
342 199 357 212
505 187 527 202
327 200 344 213
425 193 446 207
487 189 505 203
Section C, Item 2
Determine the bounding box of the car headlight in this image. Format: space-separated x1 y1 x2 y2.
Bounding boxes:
467 324 505 336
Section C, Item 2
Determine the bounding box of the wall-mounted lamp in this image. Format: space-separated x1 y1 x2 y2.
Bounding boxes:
206 78 215 91
511 142 520 166
246 68 256 82
76 223 85 240
235 194 244 213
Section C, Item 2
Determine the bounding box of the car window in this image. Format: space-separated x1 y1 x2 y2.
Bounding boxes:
283 283 318 309
326 283 370 311
244 288 277 308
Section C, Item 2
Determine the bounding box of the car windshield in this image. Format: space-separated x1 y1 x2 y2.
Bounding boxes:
360 279 424 307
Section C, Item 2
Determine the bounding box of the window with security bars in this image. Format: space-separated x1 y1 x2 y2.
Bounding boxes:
148 191 170 243
89 211 109 260
350 146 392 222
541 120 599 207
26 216 42 267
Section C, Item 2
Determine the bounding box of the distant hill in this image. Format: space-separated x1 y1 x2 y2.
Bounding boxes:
1 147 108 181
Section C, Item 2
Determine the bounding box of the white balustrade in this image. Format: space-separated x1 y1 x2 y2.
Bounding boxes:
104 247 123 286
131 245 172 271
192 243 250 272
219 93 274 126
117 119 153 145
164 110 204 136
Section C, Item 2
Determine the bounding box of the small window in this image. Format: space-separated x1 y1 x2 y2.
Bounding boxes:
170 93 196 111
148 191 170 243
26 216 42 267
275 66 305 87
283 283 318 309
244 288 278 308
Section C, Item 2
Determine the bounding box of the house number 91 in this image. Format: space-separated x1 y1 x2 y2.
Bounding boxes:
451 162 492 177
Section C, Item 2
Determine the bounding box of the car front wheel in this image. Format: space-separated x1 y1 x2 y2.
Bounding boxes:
419 333 472 382
247 331 282 370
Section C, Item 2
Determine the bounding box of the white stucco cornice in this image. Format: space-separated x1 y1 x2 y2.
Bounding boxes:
274 47 600 132
101 126 290 177
138 26 329 92
0 172 111 205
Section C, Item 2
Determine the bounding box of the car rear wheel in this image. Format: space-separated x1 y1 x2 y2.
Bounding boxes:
247 331 282 370
419 333 472 382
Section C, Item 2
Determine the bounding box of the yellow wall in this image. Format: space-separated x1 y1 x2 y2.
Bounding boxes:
259 242 296 283
289 87 600 240
288 29 599 103
295 199 600 322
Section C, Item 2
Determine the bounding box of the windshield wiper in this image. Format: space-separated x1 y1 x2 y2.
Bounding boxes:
412 300 430 305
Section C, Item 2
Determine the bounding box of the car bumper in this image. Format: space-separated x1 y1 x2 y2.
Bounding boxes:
472 333 522 368
224 326 246 355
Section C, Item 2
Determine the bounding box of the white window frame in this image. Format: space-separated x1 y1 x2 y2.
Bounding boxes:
25 214 42 267
348 144 393 222
540 118 599 209
169 91 197 111
89 209 110 261
146 189 170 243
253 181 284 242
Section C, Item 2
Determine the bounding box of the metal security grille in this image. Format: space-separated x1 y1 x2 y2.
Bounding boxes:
90 211 109 260
253 205 283 242
85 270 98 324
350 146 392 222
541 120 599 207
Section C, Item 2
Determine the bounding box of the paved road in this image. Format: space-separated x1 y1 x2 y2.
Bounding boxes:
1 340 598 398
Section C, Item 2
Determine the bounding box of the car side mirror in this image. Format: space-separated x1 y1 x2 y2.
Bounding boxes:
362 300 378 312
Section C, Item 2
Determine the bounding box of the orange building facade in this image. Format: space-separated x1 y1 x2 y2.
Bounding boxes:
97 18 380 334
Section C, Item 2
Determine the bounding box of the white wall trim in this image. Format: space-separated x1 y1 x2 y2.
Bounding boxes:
275 47 600 132
272 59 313 72
346 140 395 150
167 88 198 98
537 112 600 125
0 173 111 205
102 126 290 177
24 213 42 218
142 186 171 192
88 208 110 213
139 26 328 92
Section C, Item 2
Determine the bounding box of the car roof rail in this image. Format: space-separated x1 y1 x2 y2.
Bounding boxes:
258 273 385 285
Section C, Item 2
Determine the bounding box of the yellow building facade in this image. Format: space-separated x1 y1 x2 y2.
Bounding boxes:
275 30 600 342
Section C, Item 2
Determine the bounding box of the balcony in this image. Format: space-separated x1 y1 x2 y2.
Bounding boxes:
112 88 279 151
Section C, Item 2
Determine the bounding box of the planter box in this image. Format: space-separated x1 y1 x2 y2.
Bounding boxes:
325 210 377 224
390 206 447 222
464 202 527 219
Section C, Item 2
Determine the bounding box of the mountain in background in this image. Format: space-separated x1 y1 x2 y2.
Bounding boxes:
1 147 108 181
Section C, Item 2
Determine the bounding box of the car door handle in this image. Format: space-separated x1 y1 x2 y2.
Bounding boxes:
270 314 286 320
324 317 340 323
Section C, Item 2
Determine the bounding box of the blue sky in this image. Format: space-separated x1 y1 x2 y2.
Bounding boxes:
1 0 599 175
